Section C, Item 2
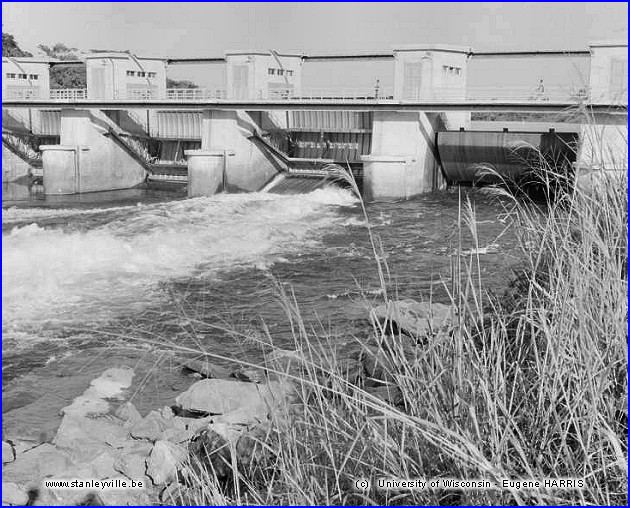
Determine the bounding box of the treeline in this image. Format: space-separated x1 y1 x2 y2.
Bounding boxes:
2 32 197 89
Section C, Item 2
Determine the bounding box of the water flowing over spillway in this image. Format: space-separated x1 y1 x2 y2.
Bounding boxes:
3 188 359 334
2 185 522 440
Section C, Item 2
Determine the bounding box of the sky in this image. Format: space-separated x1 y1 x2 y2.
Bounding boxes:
2 2 628 89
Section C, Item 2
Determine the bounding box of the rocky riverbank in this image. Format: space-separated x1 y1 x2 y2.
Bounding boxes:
2 299 454 506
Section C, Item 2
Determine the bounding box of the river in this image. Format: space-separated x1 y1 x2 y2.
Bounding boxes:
2 181 523 441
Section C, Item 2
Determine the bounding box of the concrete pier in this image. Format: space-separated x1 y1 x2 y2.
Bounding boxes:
186 109 280 197
2 142 34 182
361 111 446 201
41 109 147 194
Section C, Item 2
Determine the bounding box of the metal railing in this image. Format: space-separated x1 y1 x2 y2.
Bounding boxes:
286 87 395 101
49 88 87 100
166 88 228 100
4 85 626 106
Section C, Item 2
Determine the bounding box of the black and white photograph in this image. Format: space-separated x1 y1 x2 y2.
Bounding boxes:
1 2 628 505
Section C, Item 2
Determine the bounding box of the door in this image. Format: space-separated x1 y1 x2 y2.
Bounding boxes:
91 67 106 99
403 62 422 100
233 64 250 99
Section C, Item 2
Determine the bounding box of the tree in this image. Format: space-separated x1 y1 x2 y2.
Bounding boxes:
2 32 32 57
37 42 86 89
37 43 80 61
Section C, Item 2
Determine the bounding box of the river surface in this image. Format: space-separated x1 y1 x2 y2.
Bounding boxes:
2 181 523 441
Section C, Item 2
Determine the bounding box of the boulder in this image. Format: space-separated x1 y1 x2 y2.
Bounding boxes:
372 299 455 338
130 411 170 442
112 441 153 481
54 367 134 462
160 482 189 504
2 482 28 506
175 379 294 424
2 440 15 465
230 367 268 384
146 440 188 486
180 358 231 379
161 416 214 444
366 385 403 406
2 443 74 483
115 402 143 424
189 422 276 480
360 347 396 386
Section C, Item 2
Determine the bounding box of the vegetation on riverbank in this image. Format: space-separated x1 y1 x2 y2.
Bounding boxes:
147 155 627 506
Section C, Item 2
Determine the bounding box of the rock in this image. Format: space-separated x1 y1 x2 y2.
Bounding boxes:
54 367 134 462
335 358 364 385
115 402 143 424
2 440 15 465
2 443 74 483
180 358 231 379
360 347 396 385
366 385 403 406
175 379 294 424
112 441 153 481
2 482 28 506
160 406 175 420
161 416 214 444
189 422 276 480
160 482 187 504
146 440 188 486
188 424 239 479
372 299 455 338
231 367 268 384
130 411 170 442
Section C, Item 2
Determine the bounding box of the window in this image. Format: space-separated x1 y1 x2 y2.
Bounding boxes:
147 72 156 78
137 71 146 77
286 70 293 77
126 70 135 76
18 73 27 79
442 65 461 76
6 73 16 79
268 68 275 75
29 74 38 80
277 69 284 76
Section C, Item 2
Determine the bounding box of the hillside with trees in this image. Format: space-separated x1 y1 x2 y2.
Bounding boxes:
3 32 197 90
2 32 32 57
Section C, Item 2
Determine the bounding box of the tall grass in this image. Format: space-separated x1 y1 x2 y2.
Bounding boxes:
147 132 627 505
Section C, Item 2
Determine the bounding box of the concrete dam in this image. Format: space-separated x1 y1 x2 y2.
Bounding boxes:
2 42 627 201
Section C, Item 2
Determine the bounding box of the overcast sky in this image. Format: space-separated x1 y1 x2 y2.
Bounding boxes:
2 2 628 89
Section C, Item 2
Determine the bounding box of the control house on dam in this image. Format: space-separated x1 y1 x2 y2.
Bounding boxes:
1 41 627 200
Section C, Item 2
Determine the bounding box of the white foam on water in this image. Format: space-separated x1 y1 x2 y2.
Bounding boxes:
2 188 359 333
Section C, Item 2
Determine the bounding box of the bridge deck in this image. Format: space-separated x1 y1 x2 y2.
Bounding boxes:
2 99 626 114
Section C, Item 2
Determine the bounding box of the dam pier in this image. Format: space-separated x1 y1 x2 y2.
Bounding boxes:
2 42 627 200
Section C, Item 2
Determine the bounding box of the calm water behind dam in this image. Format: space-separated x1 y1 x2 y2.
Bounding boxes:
2 182 523 438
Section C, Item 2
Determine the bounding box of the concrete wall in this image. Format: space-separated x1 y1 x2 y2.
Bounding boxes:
361 111 446 201
40 109 147 194
85 53 166 99
187 109 281 196
393 45 470 129
2 57 51 99
588 42 628 104
577 113 628 171
2 142 33 182
225 51 302 99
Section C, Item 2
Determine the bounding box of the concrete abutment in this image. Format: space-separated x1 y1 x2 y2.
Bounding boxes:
186 110 280 197
41 109 147 195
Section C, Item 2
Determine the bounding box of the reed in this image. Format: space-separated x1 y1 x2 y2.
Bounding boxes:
130 122 627 505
